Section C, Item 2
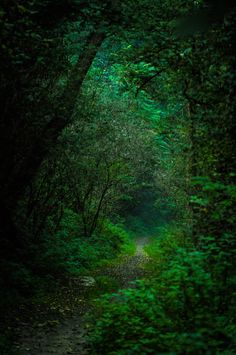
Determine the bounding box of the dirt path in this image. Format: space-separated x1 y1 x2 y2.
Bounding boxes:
14 305 90 355
13 237 150 355
100 237 150 288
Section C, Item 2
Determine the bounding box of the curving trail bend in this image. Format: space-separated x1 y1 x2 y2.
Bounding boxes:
14 237 150 355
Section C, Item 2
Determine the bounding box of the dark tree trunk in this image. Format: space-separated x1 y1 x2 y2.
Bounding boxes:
0 31 105 255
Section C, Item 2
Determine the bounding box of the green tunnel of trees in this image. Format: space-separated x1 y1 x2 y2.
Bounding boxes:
0 0 236 353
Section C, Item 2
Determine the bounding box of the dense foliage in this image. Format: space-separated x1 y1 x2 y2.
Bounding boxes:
90 225 236 353
0 0 235 353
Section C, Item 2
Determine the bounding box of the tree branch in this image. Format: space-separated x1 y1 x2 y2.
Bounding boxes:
135 69 165 97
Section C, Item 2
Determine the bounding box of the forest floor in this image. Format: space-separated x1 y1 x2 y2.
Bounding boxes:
13 237 150 355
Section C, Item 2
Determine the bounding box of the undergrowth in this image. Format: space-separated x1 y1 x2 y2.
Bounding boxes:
0 215 134 353
88 224 236 354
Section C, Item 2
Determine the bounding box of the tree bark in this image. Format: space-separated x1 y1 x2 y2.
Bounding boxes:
0 31 105 251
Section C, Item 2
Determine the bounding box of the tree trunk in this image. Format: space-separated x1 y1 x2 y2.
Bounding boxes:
0 31 105 253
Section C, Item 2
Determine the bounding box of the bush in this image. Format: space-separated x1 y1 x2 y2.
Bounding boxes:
89 226 236 354
90 282 173 354
39 212 134 277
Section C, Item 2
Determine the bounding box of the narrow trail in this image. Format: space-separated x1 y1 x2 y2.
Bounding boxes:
14 237 150 355
100 237 150 288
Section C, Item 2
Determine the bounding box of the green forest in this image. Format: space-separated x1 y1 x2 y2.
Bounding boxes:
0 0 235 353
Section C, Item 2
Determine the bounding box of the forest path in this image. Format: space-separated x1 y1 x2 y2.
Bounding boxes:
98 236 150 288
14 237 150 355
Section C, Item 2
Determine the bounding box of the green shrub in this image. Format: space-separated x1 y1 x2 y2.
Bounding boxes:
89 226 236 354
39 212 134 276
144 225 188 274
90 282 174 354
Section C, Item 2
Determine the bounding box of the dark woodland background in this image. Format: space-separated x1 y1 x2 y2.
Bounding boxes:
0 0 236 353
